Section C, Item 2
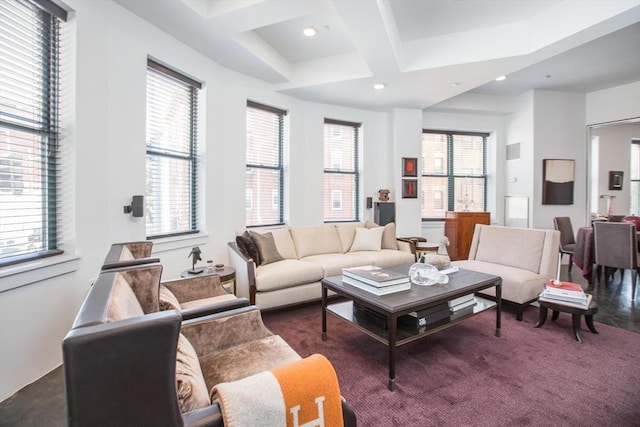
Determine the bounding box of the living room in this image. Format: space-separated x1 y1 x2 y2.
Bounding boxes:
1 0 639 423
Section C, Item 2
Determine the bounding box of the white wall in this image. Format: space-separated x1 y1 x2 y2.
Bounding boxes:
586 81 640 125
531 90 586 231
0 0 397 401
505 91 535 224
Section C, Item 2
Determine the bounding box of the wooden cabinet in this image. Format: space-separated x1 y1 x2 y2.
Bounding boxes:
444 211 490 260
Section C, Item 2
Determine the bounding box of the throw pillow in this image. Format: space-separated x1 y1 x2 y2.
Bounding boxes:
236 231 261 264
176 334 210 413
349 227 383 252
365 221 398 250
250 231 285 265
159 285 181 311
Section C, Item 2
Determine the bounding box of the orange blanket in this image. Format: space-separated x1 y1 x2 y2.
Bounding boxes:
211 354 344 427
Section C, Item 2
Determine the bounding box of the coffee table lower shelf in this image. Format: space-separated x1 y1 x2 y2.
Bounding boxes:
326 297 496 347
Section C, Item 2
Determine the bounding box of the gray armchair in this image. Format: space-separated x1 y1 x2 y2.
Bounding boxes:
63 266 356 426
553 217 576 273
593 221 639 300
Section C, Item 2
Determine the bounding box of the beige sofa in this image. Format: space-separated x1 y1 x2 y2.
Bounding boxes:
452 224 560 320
228 222 415 309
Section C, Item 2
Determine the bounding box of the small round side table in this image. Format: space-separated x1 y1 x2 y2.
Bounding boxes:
181 266 236 295
534 298 599 343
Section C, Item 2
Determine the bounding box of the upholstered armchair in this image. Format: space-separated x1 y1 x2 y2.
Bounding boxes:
593 221 638 300
104 262 248 320
102 241 159 270
63 267 356 426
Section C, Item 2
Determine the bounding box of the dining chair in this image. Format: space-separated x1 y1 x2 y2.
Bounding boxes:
553 217 576 273
593 221 638 301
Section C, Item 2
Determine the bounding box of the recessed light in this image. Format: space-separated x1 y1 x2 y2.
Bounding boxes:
450 82 460 87
495 75 507 81
373 83 386 90
303 27 317 37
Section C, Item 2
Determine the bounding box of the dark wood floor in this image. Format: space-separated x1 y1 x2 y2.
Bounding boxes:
0 264 637 426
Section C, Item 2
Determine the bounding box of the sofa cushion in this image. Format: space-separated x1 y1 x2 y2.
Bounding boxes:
349 227 383 252
254 259 324 292
250 232 285 266
176 333 211 413
200 335 301 388
475 227 545 273
366 221 398 250
301 252 376 277
180 294 237 309
290 225 342 258
335 223 363 253
453 260 545 304
236 231 261 264
364 249 415 269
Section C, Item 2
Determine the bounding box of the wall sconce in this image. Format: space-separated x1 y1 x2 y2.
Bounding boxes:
123 195 144 217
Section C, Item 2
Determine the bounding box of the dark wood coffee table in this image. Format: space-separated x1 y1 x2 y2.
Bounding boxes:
321 265 502 390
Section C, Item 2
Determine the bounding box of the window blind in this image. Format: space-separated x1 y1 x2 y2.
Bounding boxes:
245 101 285 227
323 119 360 222
421 130 488 219
145 60 200 238
0 0 65 265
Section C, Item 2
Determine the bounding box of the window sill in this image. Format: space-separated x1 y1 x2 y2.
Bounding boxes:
0 254 80 294
151 232 209 254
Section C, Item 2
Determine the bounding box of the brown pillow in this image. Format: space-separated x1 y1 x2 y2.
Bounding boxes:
176 334 210 413
250 231 284 265
236 231 260 264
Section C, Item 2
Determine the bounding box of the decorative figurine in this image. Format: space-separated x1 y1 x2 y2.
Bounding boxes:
421 236 451 271
188 246 202 273
378 189 390 202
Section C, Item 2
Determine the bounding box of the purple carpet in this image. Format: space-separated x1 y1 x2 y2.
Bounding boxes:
262 302 640 426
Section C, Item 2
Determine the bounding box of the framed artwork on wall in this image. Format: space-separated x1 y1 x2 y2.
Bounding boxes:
609 171 623 190
542 159 575 205
402 157 418 177
402 179 417 198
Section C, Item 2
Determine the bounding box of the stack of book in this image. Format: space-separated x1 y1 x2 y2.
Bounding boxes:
539 279 592 308
448 293 477 319
342 265 410 296
401 303 451 330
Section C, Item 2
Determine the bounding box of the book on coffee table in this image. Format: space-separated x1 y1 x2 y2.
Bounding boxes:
342 265 409 287
342 276 411 296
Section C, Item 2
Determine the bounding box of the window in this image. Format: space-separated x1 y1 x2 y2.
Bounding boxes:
631 140 640 215
245 101 286 227
323 119 360 222
421 130 488 220
146 60 201 238
0 0 67 266
331 190 342 210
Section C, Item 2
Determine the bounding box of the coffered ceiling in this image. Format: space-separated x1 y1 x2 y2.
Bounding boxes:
114 0 640 110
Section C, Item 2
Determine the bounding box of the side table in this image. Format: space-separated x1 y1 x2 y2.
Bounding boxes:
181 266 236 295
534 298 599 343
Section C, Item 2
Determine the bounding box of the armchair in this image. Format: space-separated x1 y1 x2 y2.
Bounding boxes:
102 241 159 270
63 265 356 426
105 262 248 320
553 217 576 273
